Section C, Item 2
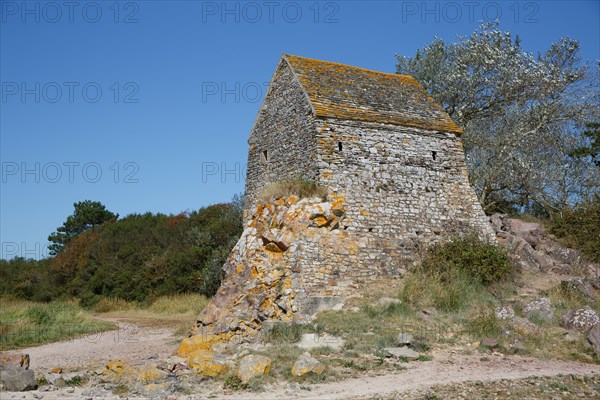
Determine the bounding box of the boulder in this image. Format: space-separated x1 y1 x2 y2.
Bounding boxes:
509 317 541 336
523 297 554 321
291 353 325 376
585 325 600 355
397 332 414 346
236 355 271 383
0 368 37 391
560 307 600 331
382 347 420 360
495 306 515 320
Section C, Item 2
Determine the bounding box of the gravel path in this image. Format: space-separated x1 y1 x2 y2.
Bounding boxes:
4 318 178 372
1 321 598 399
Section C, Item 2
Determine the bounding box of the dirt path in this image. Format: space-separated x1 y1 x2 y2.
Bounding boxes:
9 317 179 372
2 322 599 399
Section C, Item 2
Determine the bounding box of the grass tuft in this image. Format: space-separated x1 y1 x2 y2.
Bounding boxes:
258 179 327 203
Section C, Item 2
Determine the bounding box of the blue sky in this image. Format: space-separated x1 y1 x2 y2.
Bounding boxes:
1 0 599 259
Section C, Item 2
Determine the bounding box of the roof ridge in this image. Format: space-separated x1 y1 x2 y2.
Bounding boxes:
282 54 416 82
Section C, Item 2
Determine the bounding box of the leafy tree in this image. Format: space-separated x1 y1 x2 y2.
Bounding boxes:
396 23 599 213
571 121 600 167
48 200 118 255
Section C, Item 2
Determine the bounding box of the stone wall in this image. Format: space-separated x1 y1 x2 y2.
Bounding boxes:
244 60 319 220
314 118 496 252
242 58 495 297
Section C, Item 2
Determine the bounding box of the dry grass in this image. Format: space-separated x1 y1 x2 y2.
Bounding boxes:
0 297 115 350
258 179 327 203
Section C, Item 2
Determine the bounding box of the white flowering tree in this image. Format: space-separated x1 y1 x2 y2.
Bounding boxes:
396 23 599 214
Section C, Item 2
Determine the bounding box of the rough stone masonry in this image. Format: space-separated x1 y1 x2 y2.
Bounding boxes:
244 54 495 294
185 55 495 352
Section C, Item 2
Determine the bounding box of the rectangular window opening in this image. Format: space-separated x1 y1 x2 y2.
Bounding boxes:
262 150 268 162
338 141 343 151
432 151 437 161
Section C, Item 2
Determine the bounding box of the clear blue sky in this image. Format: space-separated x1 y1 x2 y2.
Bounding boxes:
1 0 599 259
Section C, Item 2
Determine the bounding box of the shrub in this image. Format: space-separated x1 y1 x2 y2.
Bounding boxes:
258 179 327 203
421 235 513 285
465 307 503 340
549 201 600 263
400 236 512 312
262 322 304 344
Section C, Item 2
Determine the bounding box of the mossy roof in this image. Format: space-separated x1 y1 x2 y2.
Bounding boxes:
283 54 462 134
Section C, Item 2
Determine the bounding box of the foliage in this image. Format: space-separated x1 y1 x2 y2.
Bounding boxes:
465 307 503 340
548 199 600 263
421 236 513 285
0 297 115 350
0 258 59 302
396 23 600 213
1 197 243 306
258 179 327 203
571 122 600 167
48 200 118 255
400 236 512 312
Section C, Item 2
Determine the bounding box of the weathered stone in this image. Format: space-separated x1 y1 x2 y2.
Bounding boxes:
296 333 344 351
509 317 541 336
397 332 414 346
561 278 597 301
382 347 420 360
480 338 499 348
523 297 554 321
291 353 325 376
0 354 30 370
187 351 228 377
495 306 515 320
0 368 37 391
560 307 600 331
236 355 271 383
586 324 600 354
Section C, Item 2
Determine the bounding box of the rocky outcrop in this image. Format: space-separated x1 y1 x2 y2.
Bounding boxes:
490 214 598 276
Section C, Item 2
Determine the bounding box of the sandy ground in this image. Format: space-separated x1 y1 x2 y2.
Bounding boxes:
12 318 179 372
2 319 599 399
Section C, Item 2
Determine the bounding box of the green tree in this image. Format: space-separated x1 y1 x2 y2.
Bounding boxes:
48 200 118 255
396 23 599 213
571 121 600 167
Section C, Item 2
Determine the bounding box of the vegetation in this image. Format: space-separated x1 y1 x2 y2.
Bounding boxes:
0 197 243 307
402 236 513 312
548 199 600 263
48 200 118 255
0 298 115 350
397 23 599 214
258 179 327 203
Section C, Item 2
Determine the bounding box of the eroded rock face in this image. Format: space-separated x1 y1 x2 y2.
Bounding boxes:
490 214 598 276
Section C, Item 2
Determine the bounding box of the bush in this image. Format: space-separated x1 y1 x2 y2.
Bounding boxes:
0 197 243 306
400 236 512 312
421 236 513 285
549 201 600 263
258 179 327 203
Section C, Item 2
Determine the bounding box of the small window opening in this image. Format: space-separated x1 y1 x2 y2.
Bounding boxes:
368 228 374 232
338 141 343 151
431 151 437 161
262 150 268 162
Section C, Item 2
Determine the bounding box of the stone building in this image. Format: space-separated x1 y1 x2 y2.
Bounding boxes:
189 55 496 342
244 54 494 270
